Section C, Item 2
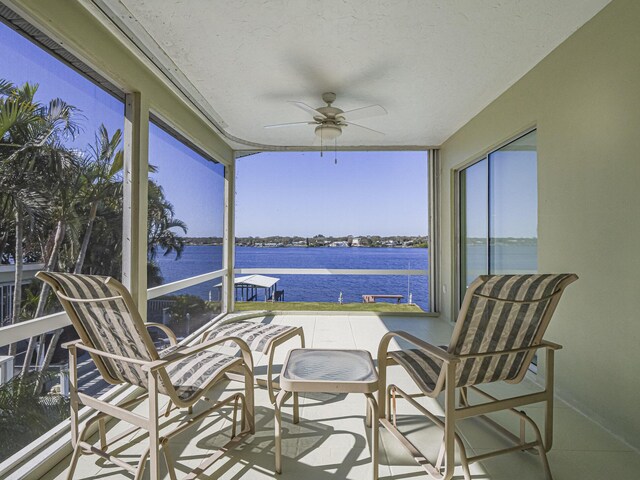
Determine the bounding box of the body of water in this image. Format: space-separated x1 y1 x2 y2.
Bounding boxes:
156 245 430 310
155 244 537 312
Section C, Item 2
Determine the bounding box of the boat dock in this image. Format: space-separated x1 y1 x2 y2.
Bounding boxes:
362 294 404 304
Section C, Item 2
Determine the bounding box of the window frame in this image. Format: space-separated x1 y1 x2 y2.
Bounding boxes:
232 148 438 313
453 127 537 316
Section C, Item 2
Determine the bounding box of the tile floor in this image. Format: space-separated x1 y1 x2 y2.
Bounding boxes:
41 313 639 479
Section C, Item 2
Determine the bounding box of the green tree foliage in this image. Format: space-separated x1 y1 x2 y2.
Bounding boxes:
0 372 69 460
1 77 188 373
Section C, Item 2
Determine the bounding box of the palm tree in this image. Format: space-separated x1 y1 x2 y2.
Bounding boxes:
23 154 83 378
73 125 123 274
25 127 125 382
28 128 123 386
0 80 78 356
147 180 188 287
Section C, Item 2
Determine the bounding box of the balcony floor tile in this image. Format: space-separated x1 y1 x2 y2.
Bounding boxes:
40 313 639 480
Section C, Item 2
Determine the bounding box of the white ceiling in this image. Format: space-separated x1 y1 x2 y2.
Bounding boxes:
104 0 611 148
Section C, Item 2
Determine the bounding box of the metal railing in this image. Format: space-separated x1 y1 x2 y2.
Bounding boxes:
0 268 227 349
0 266 429 348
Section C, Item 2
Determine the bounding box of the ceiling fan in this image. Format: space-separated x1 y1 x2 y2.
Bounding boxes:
264 92 387 145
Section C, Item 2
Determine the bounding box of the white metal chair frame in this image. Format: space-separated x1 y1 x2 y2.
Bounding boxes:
377 274 577 480
38 272 255 480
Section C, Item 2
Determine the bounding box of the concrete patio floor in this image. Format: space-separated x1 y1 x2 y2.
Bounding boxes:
41 313 640 479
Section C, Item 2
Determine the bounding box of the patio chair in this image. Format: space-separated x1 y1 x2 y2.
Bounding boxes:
202 319 305 404
37 271 255 480
378 273 578 480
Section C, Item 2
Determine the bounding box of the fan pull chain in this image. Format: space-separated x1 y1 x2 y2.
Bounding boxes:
334 138 337 164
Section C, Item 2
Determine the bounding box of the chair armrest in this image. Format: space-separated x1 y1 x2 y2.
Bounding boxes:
143 335 253 372
62 339 83 350
457 341 563 360
540 339 563 351
144 322 177 346
378 330 459 364
72 342 152 367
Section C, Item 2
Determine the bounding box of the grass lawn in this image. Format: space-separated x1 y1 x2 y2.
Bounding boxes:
234 301 425 313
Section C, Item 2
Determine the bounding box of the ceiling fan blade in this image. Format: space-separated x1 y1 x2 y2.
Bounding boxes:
264 121 314 129
344 121 385 135
289 101 325 117
340 104 387 121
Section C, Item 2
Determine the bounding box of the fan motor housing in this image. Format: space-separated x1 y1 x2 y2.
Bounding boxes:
315 124 342 140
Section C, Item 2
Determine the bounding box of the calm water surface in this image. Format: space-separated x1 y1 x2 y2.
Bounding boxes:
156 246 430 310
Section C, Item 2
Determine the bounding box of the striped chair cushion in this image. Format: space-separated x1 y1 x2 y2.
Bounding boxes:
42 272 247 403
388 348 444 394
40 272 156 389
162 349 242 402
387 274 575 396
206 321 300 353
451 274 575 388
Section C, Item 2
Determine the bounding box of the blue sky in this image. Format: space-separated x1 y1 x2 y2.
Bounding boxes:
1 22 226 237
0 22 123 149
235 151 429 237
148 125 225 237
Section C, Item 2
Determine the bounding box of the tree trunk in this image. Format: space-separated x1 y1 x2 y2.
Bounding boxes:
74 201 98 274
0 230 8 261
8 205 24 357
33 327 63 394
22 219 65 375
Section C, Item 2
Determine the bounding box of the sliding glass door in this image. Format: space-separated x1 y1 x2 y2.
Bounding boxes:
460 159 488 292
459 130 538 301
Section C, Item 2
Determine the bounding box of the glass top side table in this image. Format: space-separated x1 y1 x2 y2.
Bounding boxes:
274 348 379 479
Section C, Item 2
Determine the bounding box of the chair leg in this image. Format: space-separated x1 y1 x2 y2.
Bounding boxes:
366 396 372 428
243 363 255 434
436 438 445 469
134 447 150 480
293 392 300 424
164 400 173 417
162 438 178 480
544 348 556 451
68 346 79 448
274 389 291 474
525 413 555 480
232 394 240 438
267 345 278 405
267 328 305 405
66 403 97 480
443 363 457 480
366 393 379 480
459 386 469 407
389 386 397 425
66 440 83 480
98 418 107 451
148 371 161 480
537 443 554 480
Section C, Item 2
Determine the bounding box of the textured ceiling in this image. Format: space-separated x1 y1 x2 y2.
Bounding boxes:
110 0 611 148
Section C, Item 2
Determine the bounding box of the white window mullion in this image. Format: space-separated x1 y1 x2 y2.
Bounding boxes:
123 92 150 315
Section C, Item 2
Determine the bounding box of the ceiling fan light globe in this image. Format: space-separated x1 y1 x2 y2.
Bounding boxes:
315 124 342 140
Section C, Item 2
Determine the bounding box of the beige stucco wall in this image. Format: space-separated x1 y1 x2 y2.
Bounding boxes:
439 0 640 448
7 0 233 164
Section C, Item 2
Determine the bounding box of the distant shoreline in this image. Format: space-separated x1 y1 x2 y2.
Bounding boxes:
183 235 429 249
184 243 429 249
181 236 536 248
